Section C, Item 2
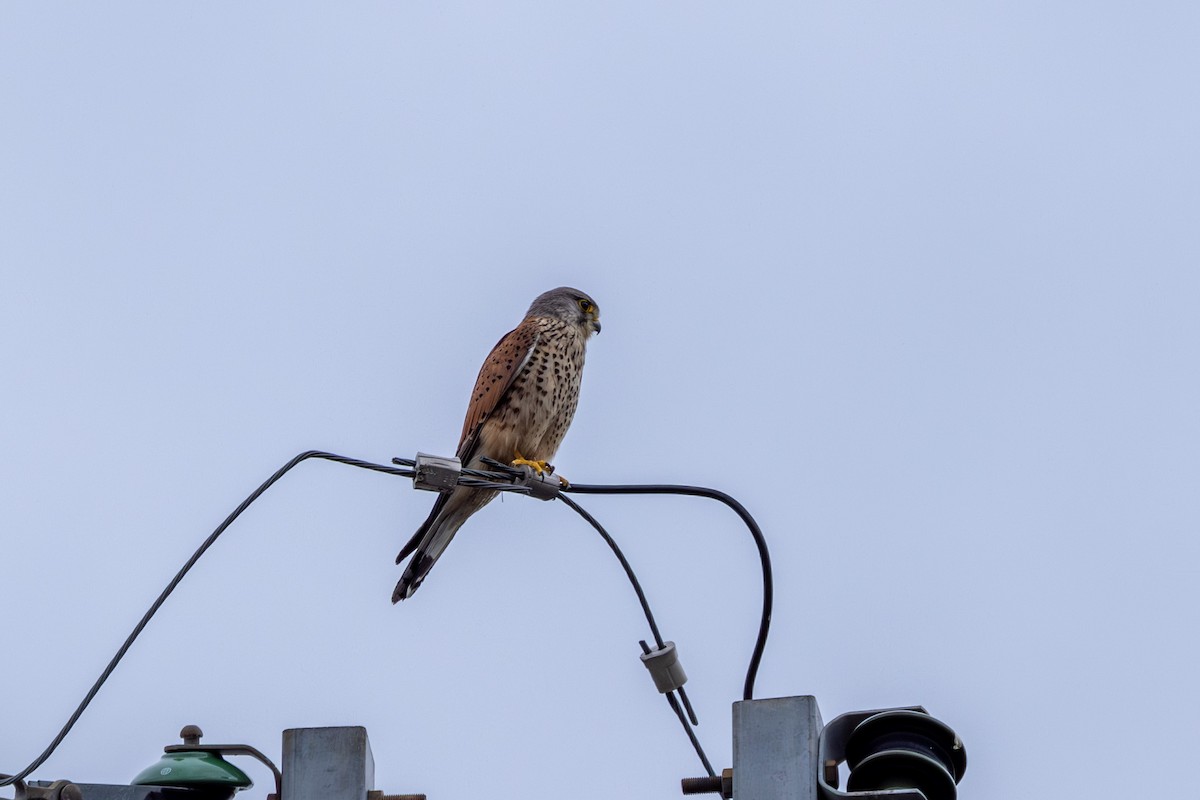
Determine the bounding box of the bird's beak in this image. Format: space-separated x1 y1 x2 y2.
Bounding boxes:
591 318 602 335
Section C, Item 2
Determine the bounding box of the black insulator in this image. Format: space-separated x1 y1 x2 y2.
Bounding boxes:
844 710 966 800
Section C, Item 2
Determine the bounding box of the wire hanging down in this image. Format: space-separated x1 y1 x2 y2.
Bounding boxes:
467 456 773 702
0 452 411 788
557 492 711 775
563 481 773 704
1 451 772 789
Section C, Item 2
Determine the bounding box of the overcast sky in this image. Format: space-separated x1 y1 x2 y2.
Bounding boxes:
2 3 1198 800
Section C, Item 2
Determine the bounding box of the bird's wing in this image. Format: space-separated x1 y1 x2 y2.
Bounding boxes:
456 318 540 462
395 319 537 570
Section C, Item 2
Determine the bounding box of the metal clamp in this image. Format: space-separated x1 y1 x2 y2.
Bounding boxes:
412 453 461 492
640 641 688 694
515 468 562 501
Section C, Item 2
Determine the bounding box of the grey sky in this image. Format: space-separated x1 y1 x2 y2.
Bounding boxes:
2 3 1198 800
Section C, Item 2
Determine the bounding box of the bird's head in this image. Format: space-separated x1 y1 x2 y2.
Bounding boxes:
528 286 601 336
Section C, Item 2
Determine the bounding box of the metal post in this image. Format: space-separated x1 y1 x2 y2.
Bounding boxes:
281 727 375 800
732 696 823 800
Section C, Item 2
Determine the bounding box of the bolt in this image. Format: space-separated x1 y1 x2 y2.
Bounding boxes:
681 769 732 799
681 776 722 795
179 725 203 746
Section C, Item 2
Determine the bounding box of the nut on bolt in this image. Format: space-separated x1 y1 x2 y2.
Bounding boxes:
680 768 732 799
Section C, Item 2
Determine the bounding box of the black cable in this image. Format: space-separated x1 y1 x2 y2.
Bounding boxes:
0 451 411 788
563 483 772 703
667 688 716 777
558 494 665 647
2 454 769 787
558 493 714 778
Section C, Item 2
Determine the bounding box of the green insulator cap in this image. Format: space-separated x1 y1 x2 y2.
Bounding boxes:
132 750 253 790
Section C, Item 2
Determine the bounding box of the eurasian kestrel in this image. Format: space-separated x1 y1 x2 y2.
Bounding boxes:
392 287 601 601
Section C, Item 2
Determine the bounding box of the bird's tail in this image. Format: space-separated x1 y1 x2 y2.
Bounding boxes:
393 551 437 602
392 488 494 602
396 493 447 567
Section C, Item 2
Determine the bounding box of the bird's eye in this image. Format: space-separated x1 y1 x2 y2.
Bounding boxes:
578 299 593 313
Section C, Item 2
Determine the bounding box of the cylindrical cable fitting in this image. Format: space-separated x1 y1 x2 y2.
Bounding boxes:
413 453 461 492
640 641 687 694
521 470 561 501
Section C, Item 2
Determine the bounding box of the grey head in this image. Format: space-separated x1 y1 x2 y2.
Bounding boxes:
527 286 601 335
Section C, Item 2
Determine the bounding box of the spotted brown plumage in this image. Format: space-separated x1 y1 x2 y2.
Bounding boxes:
393 287 601 602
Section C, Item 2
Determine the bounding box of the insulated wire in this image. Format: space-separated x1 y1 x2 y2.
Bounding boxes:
564 483 773 702
1 453 771 788
0 451 410 787
558 494 713 775
558 493 665 647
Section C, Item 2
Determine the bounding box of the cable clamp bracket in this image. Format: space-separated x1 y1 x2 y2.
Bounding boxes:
640 640 688 693
516 468 562 501
412 453 461 492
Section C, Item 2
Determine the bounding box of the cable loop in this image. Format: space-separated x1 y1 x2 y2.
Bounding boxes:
1 451 771 787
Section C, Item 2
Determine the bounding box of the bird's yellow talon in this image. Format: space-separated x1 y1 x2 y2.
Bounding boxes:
512 454 551 476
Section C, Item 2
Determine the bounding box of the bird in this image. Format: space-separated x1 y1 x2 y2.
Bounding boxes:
393 286 601 602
